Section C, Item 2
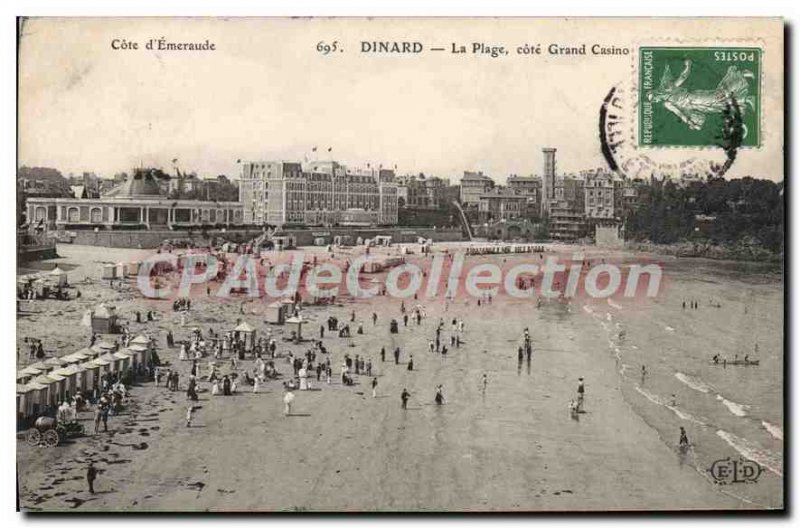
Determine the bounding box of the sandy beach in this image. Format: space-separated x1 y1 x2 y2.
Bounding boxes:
16 243 781 511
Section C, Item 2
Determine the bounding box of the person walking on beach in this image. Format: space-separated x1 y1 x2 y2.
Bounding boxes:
407 355 414 371
577 377 585 412
679 427 690 448
283 388 295 416
401 388 410 409
394 347 400 365
185 405 194 427
481 373 488 394
86 462 97 494
93 406 102 435
372 377 378 398
101 401 109 432
381 347 386 362
434 385 445 405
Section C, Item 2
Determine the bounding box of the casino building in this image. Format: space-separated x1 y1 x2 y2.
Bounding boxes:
239 160 398 227
25 168 244 231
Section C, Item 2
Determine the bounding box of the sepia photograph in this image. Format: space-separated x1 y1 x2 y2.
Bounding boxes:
14 16 784 513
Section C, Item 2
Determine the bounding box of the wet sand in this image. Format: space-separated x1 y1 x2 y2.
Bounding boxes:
17 243 767 511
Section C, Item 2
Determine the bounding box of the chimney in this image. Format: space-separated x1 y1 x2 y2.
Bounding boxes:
542 147 557 215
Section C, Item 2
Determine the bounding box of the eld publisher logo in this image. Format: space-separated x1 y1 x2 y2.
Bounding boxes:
708 457 763 485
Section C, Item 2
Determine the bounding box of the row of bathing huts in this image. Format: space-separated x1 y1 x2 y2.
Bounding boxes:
16 335 155 429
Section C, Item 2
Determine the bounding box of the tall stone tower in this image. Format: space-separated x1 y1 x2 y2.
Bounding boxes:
542 147 557 215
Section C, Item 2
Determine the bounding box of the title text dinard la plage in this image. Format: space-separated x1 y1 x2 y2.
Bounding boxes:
359 41 630 57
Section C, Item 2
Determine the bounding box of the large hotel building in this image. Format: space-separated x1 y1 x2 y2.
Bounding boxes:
240 160 398 227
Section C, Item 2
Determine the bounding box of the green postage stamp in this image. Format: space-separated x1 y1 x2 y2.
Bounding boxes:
639 47 761 148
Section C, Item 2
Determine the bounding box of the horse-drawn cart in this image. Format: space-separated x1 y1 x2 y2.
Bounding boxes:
26 416 85 447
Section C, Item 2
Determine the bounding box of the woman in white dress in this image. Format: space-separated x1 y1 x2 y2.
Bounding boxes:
283 389 295 416
179 343 188 361
253 376 260 394
211 380 220 396
299 368 308 390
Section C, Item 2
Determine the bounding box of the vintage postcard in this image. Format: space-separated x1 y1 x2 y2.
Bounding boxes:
16 17 784 512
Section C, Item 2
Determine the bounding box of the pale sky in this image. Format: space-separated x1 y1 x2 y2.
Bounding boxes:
18 18 784 183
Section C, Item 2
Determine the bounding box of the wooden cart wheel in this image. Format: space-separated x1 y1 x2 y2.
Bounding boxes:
26 429 41 446
43 429 59 447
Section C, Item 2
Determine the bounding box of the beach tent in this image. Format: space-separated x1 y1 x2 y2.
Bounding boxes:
271 234 296 250
127 344 149 366
91 305 119 334
17 384 36 421
27 361 52 374
20 365 44 377
23 381 48 419
56 363 88 394
92 340 116 354
113 350 133 372
286 315 305 340
76 347 98 359
52 366 79 400
80 361 102 390
18 365 44 384
280 297 296 314
233 321 257 351
265 301 287 325
33 374 60 406
46 372 68 403
100 353 122 373
126 261 140 277
64 349 94 364
44 356 67 369
49 266 68 287
102 263 116 280
130 335 152 358
88 356 112 375
59 353 83 366
131 334 150 346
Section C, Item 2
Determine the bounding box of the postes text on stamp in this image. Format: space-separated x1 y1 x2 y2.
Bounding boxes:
639 47 761 148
